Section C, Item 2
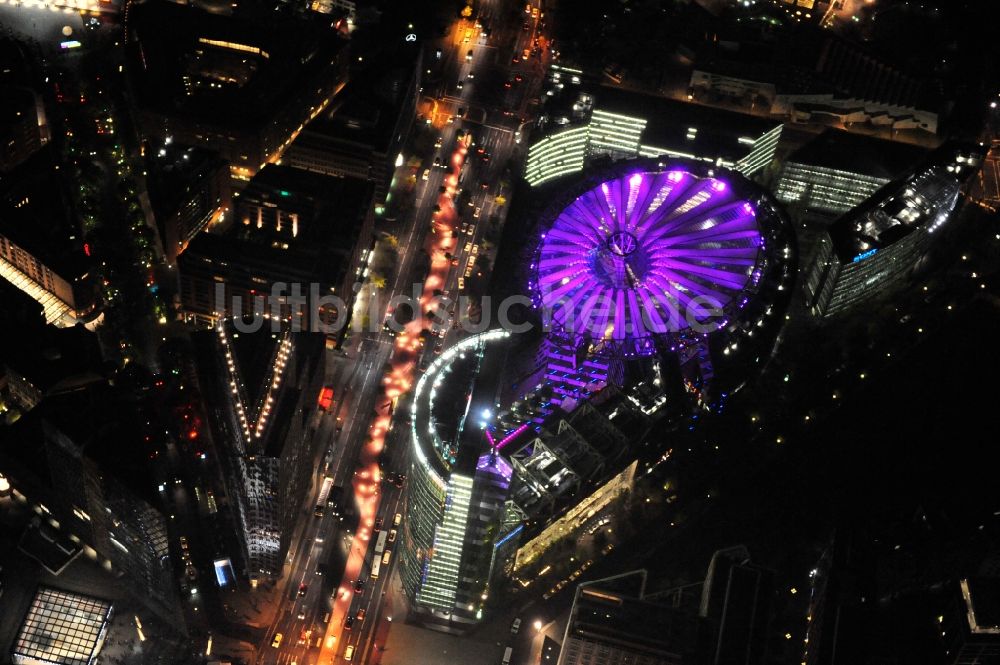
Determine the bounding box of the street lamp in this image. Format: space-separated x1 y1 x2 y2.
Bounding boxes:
533 620 543 633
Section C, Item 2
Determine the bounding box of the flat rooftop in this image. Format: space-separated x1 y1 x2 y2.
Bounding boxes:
595 85 782 158
0 380 159 507
299 58 415 154
963 577 1000 633
126 0 346 130
184 166 372 285
569 583 704 659
0 147 87 280
787 129 928 180
13 586 112 665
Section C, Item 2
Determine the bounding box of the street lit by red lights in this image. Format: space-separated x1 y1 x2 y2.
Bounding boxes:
317 132 472 662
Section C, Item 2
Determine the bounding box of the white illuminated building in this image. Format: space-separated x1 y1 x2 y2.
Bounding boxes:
204 316 325 578
401 330 517 631
526 70 783 187
806 144 981 317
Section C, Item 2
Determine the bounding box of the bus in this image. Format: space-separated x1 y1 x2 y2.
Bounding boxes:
370 558 381 580
502 646 512 664
374 530 388 555
315 477 334 517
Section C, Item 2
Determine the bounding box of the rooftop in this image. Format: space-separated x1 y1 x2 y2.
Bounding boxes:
595 86 781 160
0 323 104 395
299 56 416 154
0 147 88 280
145 145 228 218
569 577 705 660
694 25 940 111
126 0 346 131
829 143 980 261
787 129 928 181
184 166 372 285
962 578 1000 634
13 587 112 665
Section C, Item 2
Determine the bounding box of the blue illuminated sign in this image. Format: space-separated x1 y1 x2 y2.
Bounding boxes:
852 249 877 263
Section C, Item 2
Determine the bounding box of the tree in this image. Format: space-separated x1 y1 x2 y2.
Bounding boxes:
370 273 387 290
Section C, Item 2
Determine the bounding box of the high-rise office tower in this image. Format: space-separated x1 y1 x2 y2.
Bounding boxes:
193 316 325 579
700 547 774 665
558 570 706 665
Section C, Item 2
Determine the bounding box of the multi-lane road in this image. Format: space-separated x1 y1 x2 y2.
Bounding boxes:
259 1 550 662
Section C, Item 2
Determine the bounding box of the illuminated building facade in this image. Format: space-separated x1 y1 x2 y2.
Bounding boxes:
526 71 783 187
401 330 518 632
775 130 928 218
806 144 983 317
403 160 793 631
939 578 1000 663
194 318 326 578
0 149 99 327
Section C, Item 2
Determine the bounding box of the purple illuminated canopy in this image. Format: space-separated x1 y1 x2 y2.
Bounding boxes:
531 169 764 353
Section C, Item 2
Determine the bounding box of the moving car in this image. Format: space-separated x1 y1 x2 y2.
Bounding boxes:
271 633 283 648
344 645 355 661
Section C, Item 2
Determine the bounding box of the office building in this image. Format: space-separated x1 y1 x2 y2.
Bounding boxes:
125 0 349 181
401 330 518 632
147 147 232 263
193 317 326 578
284 38 421 205
806 144 983 317
558 570 707 665
178 165 374 329
690 27 941 136
526 69 783 187
0 382 186 627
939 578 1000 664
700 547 774 665
0 148 99 327
776 129 928 218
0 86 45 173
0 320 103 413
803 530 878 665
